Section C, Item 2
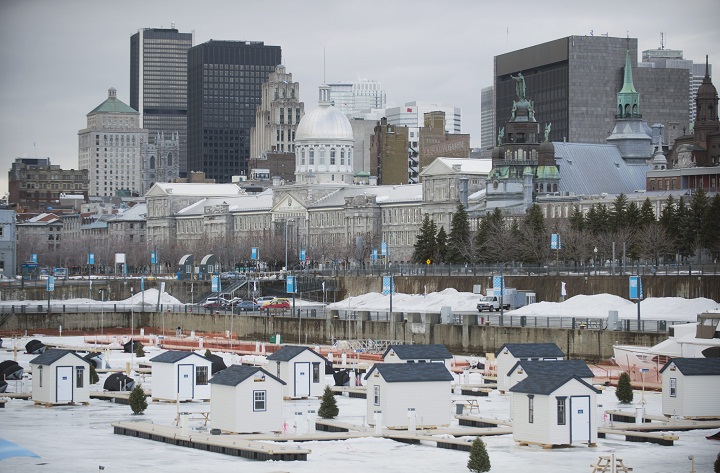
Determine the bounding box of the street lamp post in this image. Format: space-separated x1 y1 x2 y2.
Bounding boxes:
130 286 134 372
284 218 295 272
594 247 598 276
99 289 106 336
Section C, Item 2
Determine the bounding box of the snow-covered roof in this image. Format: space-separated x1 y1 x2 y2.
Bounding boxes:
146 182 244 198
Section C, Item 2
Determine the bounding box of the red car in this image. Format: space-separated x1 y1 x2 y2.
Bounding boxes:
261 298 290 309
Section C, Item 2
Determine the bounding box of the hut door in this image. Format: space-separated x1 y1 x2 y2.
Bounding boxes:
570 396 591 443
177 364 194 399
294 362 310 397
56 366 73 402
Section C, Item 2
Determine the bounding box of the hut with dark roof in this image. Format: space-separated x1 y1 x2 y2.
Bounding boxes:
364 362 454 429
209 365 285 433
266 346 327 399
495 343 565 393
660 357 720 418
382 344 453 371
509 370 600 447
149 351 212 402
29 349 90 405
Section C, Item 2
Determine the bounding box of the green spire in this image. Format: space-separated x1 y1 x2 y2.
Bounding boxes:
616 50 641 118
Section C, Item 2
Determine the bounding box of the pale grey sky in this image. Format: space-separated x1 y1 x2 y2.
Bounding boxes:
1 0 719 195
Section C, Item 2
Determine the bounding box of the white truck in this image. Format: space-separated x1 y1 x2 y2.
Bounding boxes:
476 295 510 312
477 288 536 312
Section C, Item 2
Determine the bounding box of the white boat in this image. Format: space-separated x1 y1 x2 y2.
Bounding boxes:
612 311 720 383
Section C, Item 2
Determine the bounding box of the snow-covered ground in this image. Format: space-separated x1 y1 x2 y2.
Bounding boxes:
1 335 718 472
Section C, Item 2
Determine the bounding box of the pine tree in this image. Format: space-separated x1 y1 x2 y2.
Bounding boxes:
89 364 100 385
412 215 437 264
435 226 447 263
318 385 339 419
467 437 491 472
135 342 145 358
610 193 629 231
129 384 148 414
639 198 656 227
204 348 212 358
714 450 720 473
703 194 720 261
446 204 471 264
686 187 709 261
616 372 634 404
569 206 585 232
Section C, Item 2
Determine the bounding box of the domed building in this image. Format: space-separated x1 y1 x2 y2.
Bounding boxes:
295 85 355 184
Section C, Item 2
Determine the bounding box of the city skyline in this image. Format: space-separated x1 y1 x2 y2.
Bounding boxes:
1 0 719 195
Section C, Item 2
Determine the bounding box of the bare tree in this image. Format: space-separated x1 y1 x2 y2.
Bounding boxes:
635 223 674 266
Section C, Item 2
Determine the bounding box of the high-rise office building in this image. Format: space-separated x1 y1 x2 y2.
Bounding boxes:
250 65 304 161
187 40 281 183
494 35 688 146
130 27 193 176
640 46 712 125
78 88 147 197
480 86 495 154
328 80 386 117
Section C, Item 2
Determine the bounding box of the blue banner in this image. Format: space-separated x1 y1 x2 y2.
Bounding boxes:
493 276 505 296
251 247 259 260
88 253 95 265
47 276 55 292
629 276 643 299
300 249 306 261
31 253 37 263
382 276 394 295
551 233 562 249
286 275 296 293
151 251 157 264
381 241 387 256
372 249 378 261
212 276 221 292
141 276 145 291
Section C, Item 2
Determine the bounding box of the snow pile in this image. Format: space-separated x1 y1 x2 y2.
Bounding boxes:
327 288 480 314
328 290 718 322
121 288 183 306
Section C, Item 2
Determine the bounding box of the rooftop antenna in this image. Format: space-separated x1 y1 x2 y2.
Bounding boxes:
323 47 326 84
33 141 37 157
660 32 665 50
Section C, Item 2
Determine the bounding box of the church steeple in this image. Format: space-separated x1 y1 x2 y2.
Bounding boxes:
616 50 641 119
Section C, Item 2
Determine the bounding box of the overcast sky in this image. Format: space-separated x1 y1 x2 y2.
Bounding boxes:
1 0 719 196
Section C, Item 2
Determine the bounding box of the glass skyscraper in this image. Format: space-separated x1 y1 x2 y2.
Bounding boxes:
130 27 194 176
187 40 281 182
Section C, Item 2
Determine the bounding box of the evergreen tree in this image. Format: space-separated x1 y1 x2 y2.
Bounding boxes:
610 193 629 231
474 215 491 263
569 206 585 232
519 204 548 263
467 437 491 472
129 384 148 414
686 187 709 260
625 202 641 229
639 198 656 227
435 226 448 263
445 204 471 264
412 215 437 264
675 197 693 259
714 450 720 473
89 364 100 385
135 342 145 358
204 348 212 358
703 194 720 261
318 385 339 419
616 372 634 404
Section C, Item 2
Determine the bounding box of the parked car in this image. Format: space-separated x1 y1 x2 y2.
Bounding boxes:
261 298 291 309
254 296 275 304
235 300 261 311
220 272 245 280
203 297 229 308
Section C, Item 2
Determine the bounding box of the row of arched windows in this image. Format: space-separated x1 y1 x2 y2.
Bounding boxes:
298 145 353 167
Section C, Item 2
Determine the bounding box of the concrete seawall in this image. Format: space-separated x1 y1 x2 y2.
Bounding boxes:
1 310 665 361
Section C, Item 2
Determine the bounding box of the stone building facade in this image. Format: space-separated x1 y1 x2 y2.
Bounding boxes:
8 158 89 213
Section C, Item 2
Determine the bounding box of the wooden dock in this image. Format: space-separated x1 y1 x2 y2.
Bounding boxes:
385 426 513 451
598 428 678 446
113 421 310 461
456 415 512 429
0 393 32 400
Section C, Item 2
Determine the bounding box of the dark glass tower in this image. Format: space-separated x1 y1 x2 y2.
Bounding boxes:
187 40 281 182
130 27 193 176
